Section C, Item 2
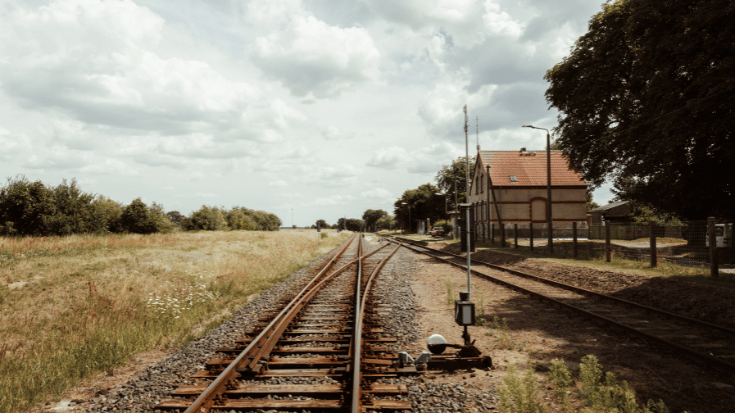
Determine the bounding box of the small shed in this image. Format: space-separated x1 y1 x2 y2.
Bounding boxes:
588 201 629 225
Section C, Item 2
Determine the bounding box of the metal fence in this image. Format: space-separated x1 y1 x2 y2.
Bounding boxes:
481 218 734 275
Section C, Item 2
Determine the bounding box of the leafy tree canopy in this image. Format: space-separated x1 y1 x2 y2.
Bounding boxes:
545 0 735 220
376 215 395 231
362 209 388 232
435 156 474 208
394 183 446 232
337 218 364 231
0 175 55 235
315 219 328 229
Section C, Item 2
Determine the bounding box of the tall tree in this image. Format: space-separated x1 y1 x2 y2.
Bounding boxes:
362 209 387 232
435 156 474 208
315 219 328 229
545 0 735 220
0 175 55 235
394 183 446 232
121 198 153 234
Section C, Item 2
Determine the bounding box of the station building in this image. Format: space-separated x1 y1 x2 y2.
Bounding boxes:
467 148 588 238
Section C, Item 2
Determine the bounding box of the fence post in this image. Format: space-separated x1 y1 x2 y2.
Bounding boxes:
605 224 611 262
501 224 506 248
514 224 518 249
490 224 494 245
709 217 719 277
530 222 534 251
573 222 578 258
650 221 657 267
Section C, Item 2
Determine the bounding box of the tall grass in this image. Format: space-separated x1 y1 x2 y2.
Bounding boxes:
0 229 349 413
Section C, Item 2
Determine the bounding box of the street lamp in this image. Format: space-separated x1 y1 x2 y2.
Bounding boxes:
401 202 411 234
435 192 448 214
522 125 553 253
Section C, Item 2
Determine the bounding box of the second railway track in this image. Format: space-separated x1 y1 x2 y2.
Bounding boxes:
388 236 735 375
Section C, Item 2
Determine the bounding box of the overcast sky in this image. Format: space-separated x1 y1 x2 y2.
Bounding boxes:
0 0 614 227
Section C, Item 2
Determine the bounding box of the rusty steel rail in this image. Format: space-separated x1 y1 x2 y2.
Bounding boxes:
351 241 402 413
176 234 400 412
388 236 735 375
183 234 361 412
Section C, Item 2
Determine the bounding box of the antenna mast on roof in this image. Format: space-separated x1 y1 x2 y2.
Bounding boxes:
476 116 480 151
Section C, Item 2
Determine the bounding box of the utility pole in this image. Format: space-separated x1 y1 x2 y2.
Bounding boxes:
463 105 472 298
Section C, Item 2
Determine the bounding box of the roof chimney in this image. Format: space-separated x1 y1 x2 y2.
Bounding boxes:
520 147 527 155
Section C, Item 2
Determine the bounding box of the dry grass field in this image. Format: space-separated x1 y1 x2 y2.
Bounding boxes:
0 229 351 413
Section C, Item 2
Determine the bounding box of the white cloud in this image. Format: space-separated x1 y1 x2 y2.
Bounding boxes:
268 180 289 187
361 187 393 199
250 5 380 98
368 142 462 173
0 0 304 142
0 127 32 161
321 125 354 140
305 194 355 207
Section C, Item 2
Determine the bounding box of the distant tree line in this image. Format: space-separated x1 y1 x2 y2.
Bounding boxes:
307 212 396 233
0 175 281 236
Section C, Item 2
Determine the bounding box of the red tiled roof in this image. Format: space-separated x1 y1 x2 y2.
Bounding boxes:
477 150 586 187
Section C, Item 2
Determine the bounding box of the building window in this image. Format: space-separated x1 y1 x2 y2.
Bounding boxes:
480 175 483 193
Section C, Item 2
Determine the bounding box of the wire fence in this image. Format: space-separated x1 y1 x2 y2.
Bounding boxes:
479 218 734 275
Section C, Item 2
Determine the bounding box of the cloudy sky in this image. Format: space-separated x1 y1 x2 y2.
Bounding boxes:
0 0 614 227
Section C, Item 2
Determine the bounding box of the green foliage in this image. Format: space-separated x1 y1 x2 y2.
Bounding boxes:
375 215 395 231
475 290 486 326
337 218 364 231
188 205 228 231
612 178 683 224
0 175 56 235
362 209 388 232
492 316 516 350
445 278 454 306
577 355 673 413
435 156 474 207
120 198 154 234
545 0 735 220
498 363 547 413
548 359 574 412
394 183 446 232
315 219 328 230
88 196 124 233
46 179 96 235
226 208 257 230
147 202 174 233
166 211 185 228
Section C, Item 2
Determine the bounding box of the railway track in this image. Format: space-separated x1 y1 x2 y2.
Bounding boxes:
156 234 411 412
387 236 735 376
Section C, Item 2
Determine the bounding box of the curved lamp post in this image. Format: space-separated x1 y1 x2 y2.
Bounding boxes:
522 125 553 253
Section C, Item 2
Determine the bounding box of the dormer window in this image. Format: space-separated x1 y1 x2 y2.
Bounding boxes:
510 175 518 182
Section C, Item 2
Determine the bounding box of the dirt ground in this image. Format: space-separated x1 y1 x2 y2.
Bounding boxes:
405 245 735 413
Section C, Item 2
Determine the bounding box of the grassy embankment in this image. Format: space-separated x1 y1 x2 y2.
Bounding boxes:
0 229 351 413
384 232 734 287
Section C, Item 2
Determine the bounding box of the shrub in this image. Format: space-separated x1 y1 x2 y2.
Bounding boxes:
498 363 547 413
121 198 153 234
0 175 56 235
188 205 228 231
